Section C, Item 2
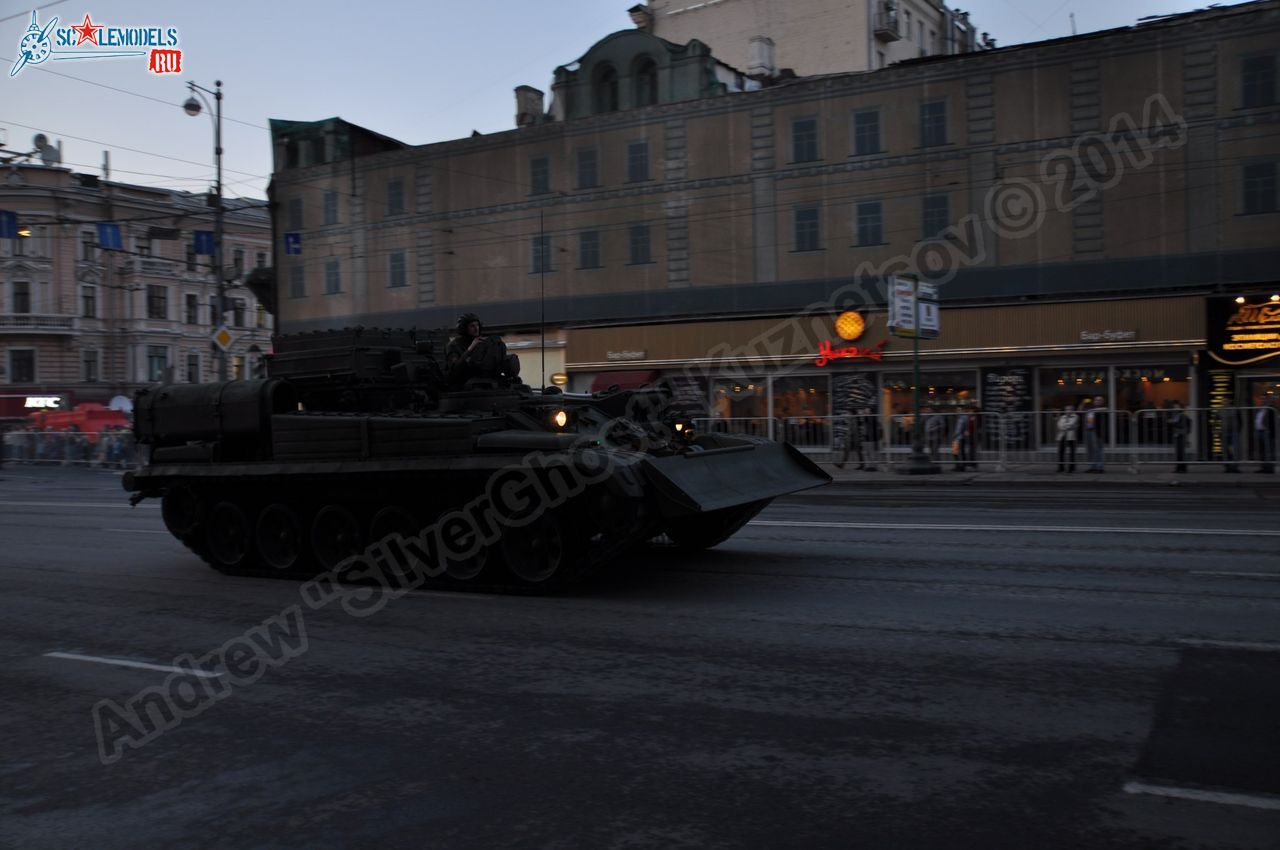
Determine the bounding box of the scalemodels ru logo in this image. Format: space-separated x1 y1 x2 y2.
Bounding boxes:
9 10 182 78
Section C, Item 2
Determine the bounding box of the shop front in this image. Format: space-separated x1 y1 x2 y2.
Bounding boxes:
565 295 1205 450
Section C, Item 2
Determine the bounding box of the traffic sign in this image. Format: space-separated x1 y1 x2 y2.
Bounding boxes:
212 325 235 352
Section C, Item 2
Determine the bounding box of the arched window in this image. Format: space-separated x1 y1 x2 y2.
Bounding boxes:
593 63 619 113
634 56 658 107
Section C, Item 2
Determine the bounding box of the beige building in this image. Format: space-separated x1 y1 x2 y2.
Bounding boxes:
0 163 274 422
271 1 1280 430
638 0 984 75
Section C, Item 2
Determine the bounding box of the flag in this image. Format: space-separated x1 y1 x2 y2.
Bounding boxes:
96 222 123 250
193 230 215 255
0 211 16 239
283 232 302 255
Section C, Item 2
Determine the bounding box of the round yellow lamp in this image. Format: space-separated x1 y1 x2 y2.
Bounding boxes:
835 310 865 341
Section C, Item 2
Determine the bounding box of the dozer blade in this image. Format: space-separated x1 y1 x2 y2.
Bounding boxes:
641 441 831 516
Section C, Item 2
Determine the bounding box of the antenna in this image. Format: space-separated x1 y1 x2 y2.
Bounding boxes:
1069 12 1077 35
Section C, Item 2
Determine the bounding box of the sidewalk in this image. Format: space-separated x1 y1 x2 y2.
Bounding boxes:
818 461 1280 488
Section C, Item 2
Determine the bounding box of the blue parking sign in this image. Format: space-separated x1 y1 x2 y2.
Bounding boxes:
193 230 215 255
283 232 302 255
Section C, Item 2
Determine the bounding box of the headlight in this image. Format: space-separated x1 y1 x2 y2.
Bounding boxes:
553 410 569 429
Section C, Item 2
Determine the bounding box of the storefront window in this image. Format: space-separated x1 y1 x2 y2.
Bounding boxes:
710 377 768 435
1115 365 1190 445
882 370 977 447
773 375 830 447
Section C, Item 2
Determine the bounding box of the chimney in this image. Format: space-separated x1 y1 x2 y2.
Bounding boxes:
515 85 544 128
747 36 776 78
629 4 653 31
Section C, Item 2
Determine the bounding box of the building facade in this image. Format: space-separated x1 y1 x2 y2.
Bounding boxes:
0 164 274 423
270 1 1280 445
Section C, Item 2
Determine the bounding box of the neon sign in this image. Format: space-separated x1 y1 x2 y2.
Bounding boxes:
814 339 885 367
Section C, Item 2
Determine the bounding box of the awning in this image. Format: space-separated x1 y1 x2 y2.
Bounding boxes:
590 370 659 393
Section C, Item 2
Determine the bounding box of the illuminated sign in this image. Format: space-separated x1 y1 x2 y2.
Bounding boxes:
550 372 569 386
24 396 61 408
605 350 645 361
835 311 865 341
1207 296 1280 366
815 339 886 367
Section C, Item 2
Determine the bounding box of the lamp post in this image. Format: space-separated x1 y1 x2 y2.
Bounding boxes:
183 79 226 381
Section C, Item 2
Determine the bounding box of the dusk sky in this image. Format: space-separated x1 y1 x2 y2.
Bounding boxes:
1 0 1255 200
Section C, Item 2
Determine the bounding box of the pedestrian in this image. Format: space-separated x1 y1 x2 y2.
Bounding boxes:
1220 405 1241 473
1255 398 1277 474
924 406 945 462
1084 396 1106 472
1056 404 1079 473
1167 401 1190 473
836 407 878 470
953 406 976 471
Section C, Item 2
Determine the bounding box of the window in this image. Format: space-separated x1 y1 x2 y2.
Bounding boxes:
290 265 306 299
387 178 405 215
233 248 245 275
627 140 650 183
233 355 245 381
81 231 96 261
209 295 220 326
628 224 652 265
11 281 30 314
186 243 197 272
853 109 881 156
324 259 341 294
147 345 169 383
83 349 99 383
856 201 883 246
13 233 24 256
877 50 885 69
136 237 151 257
1242 54 1277 109
918 22 925 52
9 349 35 383
184 293 198 324
255 251 267 269
577 148 599 189
794 206 821 252
186 353 200 384
1243 162 1278 214
634 57 658 107
578 230 601 269
905 10 913 39
323 190 339 225
146 284 167 320
287 197 304 231
593 63 619 113
531 234 552 273
920 100 947 147
792 117 819 163
256 305 267 329
922 194 950 238
82 285 97 318
388 250 407 287
530 156 550 195
232 298 246 328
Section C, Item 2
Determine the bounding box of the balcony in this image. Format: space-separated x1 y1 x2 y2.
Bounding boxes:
874 12 902 42
0 314 78 335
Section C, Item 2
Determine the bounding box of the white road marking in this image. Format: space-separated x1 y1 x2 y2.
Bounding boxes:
1123 781 1280 811
101 528 169 534
44 651 222 678
0 501 156 510
1174 639 1280 653
1189 571 1280 579
749 520 1280 537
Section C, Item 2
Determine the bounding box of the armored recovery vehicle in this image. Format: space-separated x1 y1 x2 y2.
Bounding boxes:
124 327 829 591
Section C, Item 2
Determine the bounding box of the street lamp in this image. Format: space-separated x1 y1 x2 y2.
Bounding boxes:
183 79 226 381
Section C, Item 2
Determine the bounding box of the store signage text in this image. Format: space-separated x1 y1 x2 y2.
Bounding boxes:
1227 304 1280 327
1079 329 1137 342
814 339 886 367
606 350 646 361
1207 296 1280 366
24 396 61 408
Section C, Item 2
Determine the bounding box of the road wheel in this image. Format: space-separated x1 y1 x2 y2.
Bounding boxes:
161 484 201 537
256 503 304 571
501 512 573 585
311 504 363 571
370 506 424 586
206 501 252 569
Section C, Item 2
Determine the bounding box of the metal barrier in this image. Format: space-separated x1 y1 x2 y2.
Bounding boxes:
697 406 1280 473
1 429 138 468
